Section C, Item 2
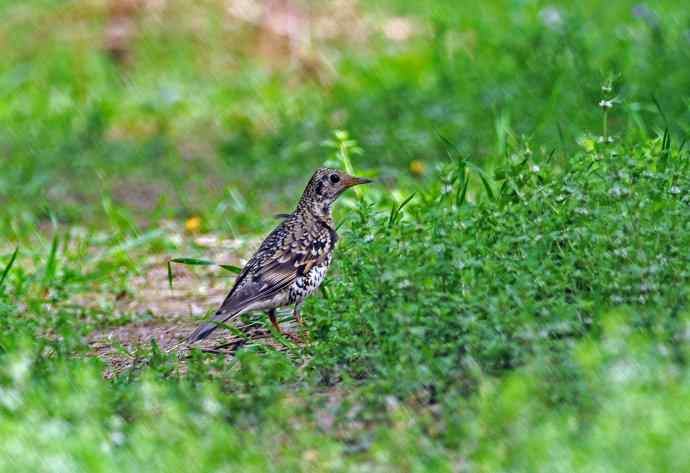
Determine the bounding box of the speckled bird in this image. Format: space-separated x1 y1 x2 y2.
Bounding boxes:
187 168 371 343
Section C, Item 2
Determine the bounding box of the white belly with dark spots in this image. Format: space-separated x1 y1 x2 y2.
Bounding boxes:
288 255 332 304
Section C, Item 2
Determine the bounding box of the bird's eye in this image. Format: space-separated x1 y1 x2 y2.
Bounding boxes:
329 174 341 184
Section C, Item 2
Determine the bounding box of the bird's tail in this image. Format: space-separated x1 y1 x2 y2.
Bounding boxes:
187 310 238 344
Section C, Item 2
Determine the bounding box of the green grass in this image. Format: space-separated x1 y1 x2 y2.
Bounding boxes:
2 0 689 236
1 0 690 471
1 137 689 471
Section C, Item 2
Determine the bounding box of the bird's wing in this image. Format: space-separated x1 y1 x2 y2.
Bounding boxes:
215 222 334 317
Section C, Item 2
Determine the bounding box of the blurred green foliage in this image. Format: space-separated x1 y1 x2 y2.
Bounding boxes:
1 0 689 471
2 0 689 236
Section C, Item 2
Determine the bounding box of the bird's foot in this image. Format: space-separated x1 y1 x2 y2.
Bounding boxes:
298 326 310 340
268 309 306 344
282 331 303 343
293 307 310 340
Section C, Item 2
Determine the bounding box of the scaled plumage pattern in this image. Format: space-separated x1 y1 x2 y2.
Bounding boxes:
187 168 371 343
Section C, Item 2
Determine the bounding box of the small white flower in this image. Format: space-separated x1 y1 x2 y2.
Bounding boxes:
398 279 412 289
539 6 563 29
8 355 31 384
611 360 637 383
669 186 681 195
598 100 614 109
202 396 221 416
530 164 541 173
169 234 183 246
613 247 629 257
111 431 125 446
609 186 629 198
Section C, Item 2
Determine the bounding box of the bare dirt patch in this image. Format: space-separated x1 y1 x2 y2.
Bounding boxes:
85 232 301 377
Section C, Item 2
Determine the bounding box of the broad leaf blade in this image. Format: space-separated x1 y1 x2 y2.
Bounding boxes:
219 264 242 274
170 257 216 266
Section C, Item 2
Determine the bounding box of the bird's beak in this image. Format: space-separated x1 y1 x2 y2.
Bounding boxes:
343 176 373 188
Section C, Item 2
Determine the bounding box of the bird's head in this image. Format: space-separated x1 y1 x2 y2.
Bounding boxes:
299 167 372 215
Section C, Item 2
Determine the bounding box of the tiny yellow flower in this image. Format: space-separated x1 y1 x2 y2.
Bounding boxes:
409 159 425 177
185 216 202 233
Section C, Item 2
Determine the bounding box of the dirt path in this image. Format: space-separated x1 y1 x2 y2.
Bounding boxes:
85 233 299 377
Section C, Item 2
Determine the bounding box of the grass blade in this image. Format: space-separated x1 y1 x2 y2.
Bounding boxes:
388 205 397 228
659 128 671 172
335 214 350 232
388 193 416 227
168 258 241 289
456 174 470 206
167 260 174 291
651 94 669 129
397 192 416 214
556 121 566 155
546 148 557 163
463 160 496 201
0 247 19 291
98 229 165 260
44 233 59 283
169 257 216 266
436 132 459 161
219 264 242 274
477 172 495 201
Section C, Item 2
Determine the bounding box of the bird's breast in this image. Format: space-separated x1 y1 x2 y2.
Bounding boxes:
288 254 333 303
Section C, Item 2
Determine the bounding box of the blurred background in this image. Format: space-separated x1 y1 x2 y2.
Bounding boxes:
1 0 689 237
1 3 690 470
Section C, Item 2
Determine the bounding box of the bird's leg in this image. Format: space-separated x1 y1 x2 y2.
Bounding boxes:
293 302 304 326
267 309 301 343
293 302 310 338
267 308 282 333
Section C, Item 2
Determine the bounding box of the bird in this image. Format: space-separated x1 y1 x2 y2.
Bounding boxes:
187 167 371 344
